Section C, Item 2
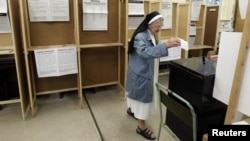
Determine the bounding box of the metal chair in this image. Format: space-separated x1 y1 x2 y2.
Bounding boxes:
155 83 197 141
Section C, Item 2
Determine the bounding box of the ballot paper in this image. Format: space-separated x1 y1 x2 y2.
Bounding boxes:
160 39 188 62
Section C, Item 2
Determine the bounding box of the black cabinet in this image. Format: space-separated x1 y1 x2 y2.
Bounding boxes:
0 55 19 101
166 57 227 141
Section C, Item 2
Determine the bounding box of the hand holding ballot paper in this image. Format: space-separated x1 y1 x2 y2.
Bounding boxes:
160 38 188 62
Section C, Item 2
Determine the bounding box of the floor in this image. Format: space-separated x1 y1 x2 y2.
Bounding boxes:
0 75 174 141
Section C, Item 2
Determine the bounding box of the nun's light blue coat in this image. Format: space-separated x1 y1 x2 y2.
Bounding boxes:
126 30 169 103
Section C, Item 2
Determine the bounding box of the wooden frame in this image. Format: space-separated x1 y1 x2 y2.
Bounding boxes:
19 0 80 117
19 0 127 117
160 2 190 41
75 0 127 98
0 0 29 120
159 2 191 76
127 0 161 41
186 4 220 58
224 0 250 124
203 1 250 140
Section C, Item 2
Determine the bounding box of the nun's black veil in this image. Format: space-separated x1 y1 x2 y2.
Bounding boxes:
128 11 161 54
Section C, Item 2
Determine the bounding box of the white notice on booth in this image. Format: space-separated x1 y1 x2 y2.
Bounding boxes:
82 0 108 31
0 0 11 33
28 0 69 22
34 47 78 78
128 0 144 29
34 48 58 77
57 47 78 76
0 0 7 13
161 0 172 29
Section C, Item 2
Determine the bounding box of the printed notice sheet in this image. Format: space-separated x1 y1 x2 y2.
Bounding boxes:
191 1 202 21
0 0 7 13
82 0 108 31
0 0 11 33
189 23 196 46
34 47 78 78
27 0 69 22
161 0 172 29
239 0 248 19
128 0 144 29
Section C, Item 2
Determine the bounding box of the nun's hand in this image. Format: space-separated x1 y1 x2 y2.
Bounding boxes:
166 37 181 48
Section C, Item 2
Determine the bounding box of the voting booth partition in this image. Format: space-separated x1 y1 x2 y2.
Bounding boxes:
159 2 190 75
202 0 250 140
0 0 29 120
185 4 220 58
214 0 250 128
19 0 79 117
19 0 128 117
127 0 161 41
75 0 127 96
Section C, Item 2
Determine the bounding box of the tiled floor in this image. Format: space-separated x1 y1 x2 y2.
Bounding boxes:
0 75 174 141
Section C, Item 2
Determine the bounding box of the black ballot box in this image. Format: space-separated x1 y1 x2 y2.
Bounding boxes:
166 57 227 141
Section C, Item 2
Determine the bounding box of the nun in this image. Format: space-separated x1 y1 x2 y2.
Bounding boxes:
126 11 181 140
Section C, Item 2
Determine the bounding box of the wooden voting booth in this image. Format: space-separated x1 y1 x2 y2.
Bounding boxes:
159 1 190 47
152 0 220 59
127 1 191 76
75 0 127 95
222 0 250 124
159 1 191 75
19 0 127 117
0 0 29 120
126 0 221 78
203 0 250 140
127 0 161 41
19 0 79 117
185 4 220 58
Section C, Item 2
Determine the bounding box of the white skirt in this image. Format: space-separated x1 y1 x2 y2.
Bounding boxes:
127 97 155 120
126 58 159 120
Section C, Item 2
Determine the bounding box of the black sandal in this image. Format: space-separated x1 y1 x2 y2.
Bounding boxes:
136 126 156 140
127 108 137 120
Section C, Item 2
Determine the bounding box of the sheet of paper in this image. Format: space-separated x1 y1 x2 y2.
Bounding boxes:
128 0 144 15
161 0 172 29
160 39 187 62
83 13 107 30
239 0 248 19
0 0 7 13
180 38 188 51
57 47 78 76
34 47 78 78
191 1 202 21
128 16 144 29
189 23 196 36
128 0 144 29
83 0 108 31
160 46 181 62
34 48 58 77
188 23 196 46
0 0 11 33
28 0 69 22
0 13 11 33
49 0 70 21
